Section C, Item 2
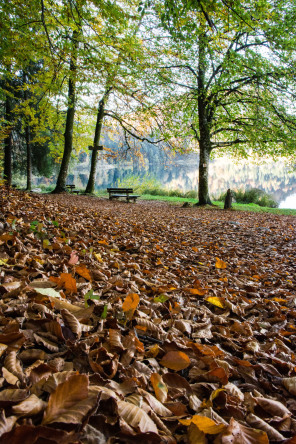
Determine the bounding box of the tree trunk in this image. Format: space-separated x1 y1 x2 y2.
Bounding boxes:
53 30 80 193
23 71 32 191
84 91 109 194
196 30 212 205
25 124 32 191
4 86 12 187
198 141 211 205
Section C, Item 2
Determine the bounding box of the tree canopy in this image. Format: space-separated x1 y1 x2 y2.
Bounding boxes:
1 0 296 201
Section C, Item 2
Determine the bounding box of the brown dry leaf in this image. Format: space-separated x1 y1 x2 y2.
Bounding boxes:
188 422 207 444
0 410 17 438
246 413 285 442
4 352 24 381
12 394 47 417
18 349 48 363
215 418 269 443
151 373 168 403
190 342 224 358
75 264 92 281
160 351 191 371
61 309 82 338
282 376 296 396
0 344 8 358
42 374 96 424
0 331 26 352
0 389 29 406
117 400 158 434
0 425 77 444
2 367 19 385
255 396 291 418
122 292 140 319
109 329 124 352
42 371 80 394
88 347 118 379
57 273 77 293
138 388 173 417
34 333 59 353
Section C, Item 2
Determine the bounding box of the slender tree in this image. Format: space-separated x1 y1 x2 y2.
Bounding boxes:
53 28 80 193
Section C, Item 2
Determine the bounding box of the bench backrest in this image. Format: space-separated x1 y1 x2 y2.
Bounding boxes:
107 188 133 192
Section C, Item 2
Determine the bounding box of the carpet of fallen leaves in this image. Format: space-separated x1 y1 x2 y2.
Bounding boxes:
0 188 296 444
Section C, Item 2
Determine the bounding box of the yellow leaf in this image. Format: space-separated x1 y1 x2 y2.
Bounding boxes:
180 415 226 434
205 296 225 308
215 258 227 269
146 344 160 358
94 253 103 263
210 388 225 401
150 373 168 403
122 293 140 319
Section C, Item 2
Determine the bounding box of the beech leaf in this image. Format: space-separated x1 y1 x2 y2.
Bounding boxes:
160 351 191 371
42 374 96 424
117 400 158 434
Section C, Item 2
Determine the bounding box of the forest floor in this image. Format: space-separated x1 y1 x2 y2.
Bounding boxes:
0 188 296 443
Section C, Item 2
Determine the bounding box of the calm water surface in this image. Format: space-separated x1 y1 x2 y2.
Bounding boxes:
35 153 296 209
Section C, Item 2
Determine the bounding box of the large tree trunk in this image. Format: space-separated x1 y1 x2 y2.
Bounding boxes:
198 140 211 204
25 124 32 191
4 86 13 187
84 90 109 194
23 71 32 191
53 30 79 193
196 31 212 205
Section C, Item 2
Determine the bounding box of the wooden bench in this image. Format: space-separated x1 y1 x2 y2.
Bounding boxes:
107 188 140 202
66 185 80 194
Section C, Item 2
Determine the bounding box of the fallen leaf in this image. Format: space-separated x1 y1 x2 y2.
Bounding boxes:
215 258 227 269
160 351 191 371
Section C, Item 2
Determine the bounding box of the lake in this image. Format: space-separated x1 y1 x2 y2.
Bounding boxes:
35 153 296 209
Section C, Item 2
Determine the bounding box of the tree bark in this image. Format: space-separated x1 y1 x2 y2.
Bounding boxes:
23 71 32 191
196 31 212 205
4 83 13 187
25 124 32 191
198 140 211 204
53 30 80 193
84 90 110 194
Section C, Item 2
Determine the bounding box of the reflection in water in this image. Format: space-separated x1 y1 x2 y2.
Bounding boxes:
34 153 296 209
279 193 296 209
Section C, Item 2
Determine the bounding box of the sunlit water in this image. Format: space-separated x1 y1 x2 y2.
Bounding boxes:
32 153 296 209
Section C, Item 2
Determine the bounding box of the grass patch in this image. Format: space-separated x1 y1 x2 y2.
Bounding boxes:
141 194 296 215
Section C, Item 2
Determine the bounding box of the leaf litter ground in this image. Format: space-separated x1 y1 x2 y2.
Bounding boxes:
0 188 296 443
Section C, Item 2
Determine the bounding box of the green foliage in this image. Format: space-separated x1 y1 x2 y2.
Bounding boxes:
217 188 278 208
84 289 100 307
101 305 108 319
154 294 169 303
